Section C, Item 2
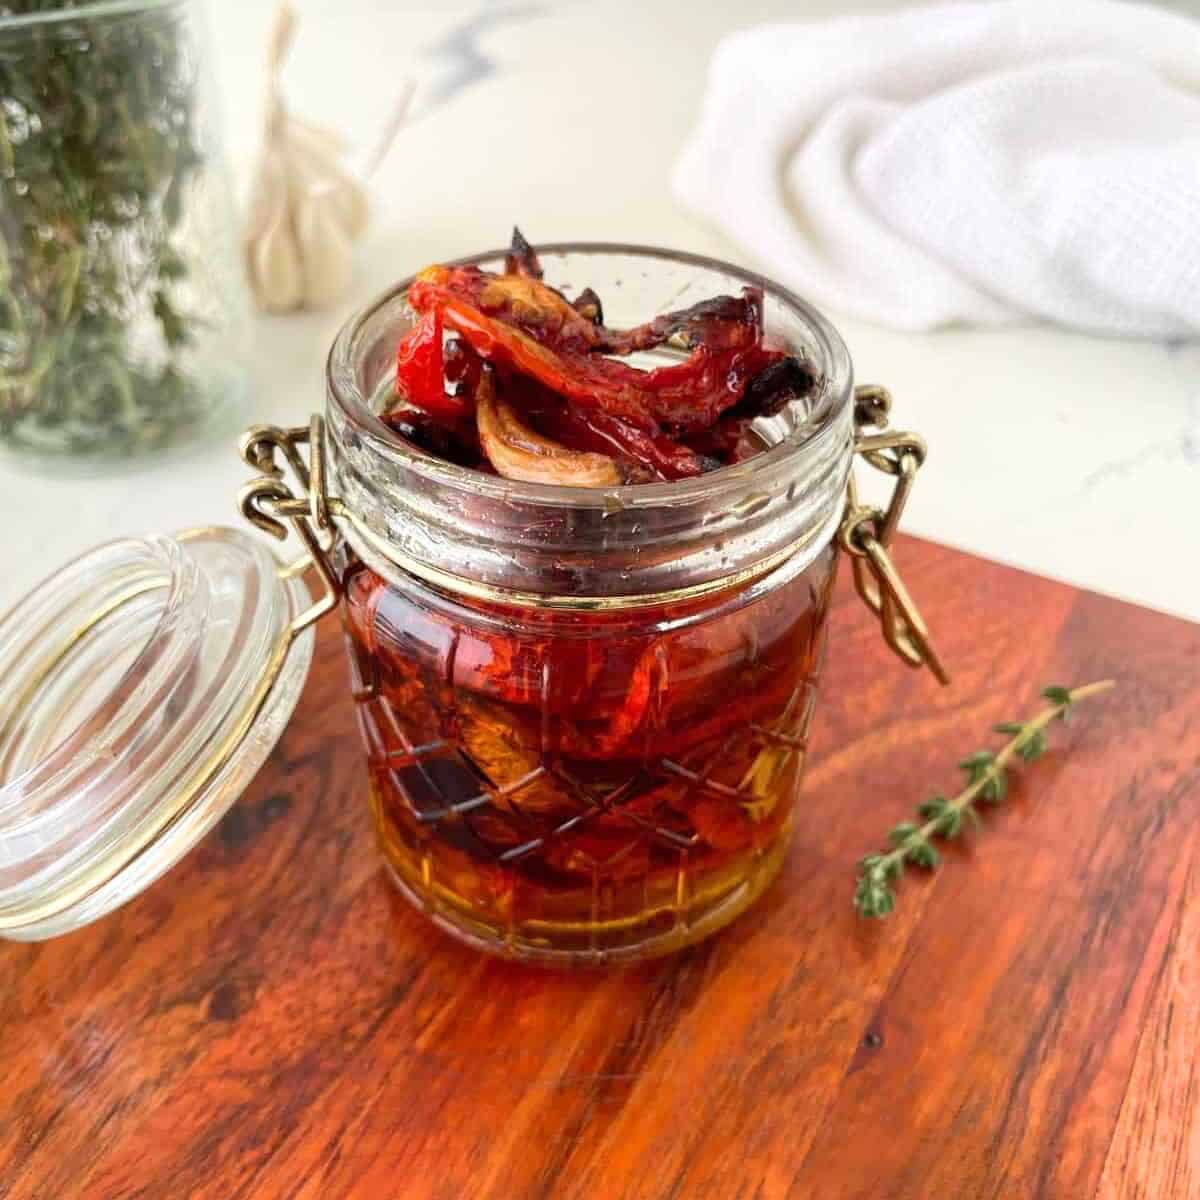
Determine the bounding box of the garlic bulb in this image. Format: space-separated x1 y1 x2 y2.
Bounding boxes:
293 186 354 309
244 146 303 313
243 4 404 313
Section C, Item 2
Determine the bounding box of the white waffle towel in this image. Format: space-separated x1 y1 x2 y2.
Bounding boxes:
673 0 1200 337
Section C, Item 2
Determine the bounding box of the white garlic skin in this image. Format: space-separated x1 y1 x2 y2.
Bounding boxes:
244 147 305 314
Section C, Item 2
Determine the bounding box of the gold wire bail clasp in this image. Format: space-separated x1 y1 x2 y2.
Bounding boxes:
238 415 342 636
839 386 949 685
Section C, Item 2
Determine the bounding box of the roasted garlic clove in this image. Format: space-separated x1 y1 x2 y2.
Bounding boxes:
476 372 626 487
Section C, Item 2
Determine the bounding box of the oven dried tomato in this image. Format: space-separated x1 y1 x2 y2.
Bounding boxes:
390 229 816 482
394 305 468 422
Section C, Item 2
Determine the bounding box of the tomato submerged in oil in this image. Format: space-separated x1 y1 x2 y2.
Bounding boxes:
341 545 837 962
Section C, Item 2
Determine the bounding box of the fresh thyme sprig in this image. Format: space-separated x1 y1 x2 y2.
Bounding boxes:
854 679 1115 918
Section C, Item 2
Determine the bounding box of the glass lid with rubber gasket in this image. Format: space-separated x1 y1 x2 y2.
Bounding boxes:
0 526 315 941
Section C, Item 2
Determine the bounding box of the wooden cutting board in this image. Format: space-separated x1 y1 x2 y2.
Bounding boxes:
2 536 1198 1200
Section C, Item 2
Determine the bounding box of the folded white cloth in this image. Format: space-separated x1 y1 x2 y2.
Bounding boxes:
674 0 1200 337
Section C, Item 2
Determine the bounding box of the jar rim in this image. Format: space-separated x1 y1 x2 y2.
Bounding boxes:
326 241 853 511
0 0 184 32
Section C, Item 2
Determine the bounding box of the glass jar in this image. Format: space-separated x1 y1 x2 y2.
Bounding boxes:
0 0 249 465
0 243 940 960
323 246 852 962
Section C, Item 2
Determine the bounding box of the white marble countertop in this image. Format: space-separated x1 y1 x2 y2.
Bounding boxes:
1 0 1196 622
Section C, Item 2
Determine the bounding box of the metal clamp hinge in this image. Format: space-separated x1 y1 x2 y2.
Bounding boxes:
239 415 343 636
839 385 949 685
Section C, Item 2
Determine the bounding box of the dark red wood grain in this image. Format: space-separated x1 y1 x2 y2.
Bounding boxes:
2 537 1197 1200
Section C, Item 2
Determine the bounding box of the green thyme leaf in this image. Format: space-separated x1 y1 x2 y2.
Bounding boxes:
1018 730 1049 762
854 871 896 919
935 807 963 837
981 770 1008 803
906 839 940 869
959 750 996 769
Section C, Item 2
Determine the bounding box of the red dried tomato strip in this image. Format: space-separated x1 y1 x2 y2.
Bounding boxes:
598 289 764 355
681 418 753 465
572 287 603 324
381 407 486 470
683 356 817 464
415 265 763 359
394 306 468 422
409 270 776 432
429 266 603 353
554 642 660 757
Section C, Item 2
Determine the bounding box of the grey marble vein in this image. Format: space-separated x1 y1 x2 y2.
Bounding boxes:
416 3 547 117
1081 405 1200 493
1180 394 1200 465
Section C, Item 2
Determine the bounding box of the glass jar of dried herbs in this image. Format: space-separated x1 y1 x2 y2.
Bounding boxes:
0 0 249 465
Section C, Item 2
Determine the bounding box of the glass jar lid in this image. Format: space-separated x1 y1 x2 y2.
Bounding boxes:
0 527 313 941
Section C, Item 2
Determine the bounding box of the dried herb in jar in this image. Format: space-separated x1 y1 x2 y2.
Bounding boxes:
0 0 207 456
